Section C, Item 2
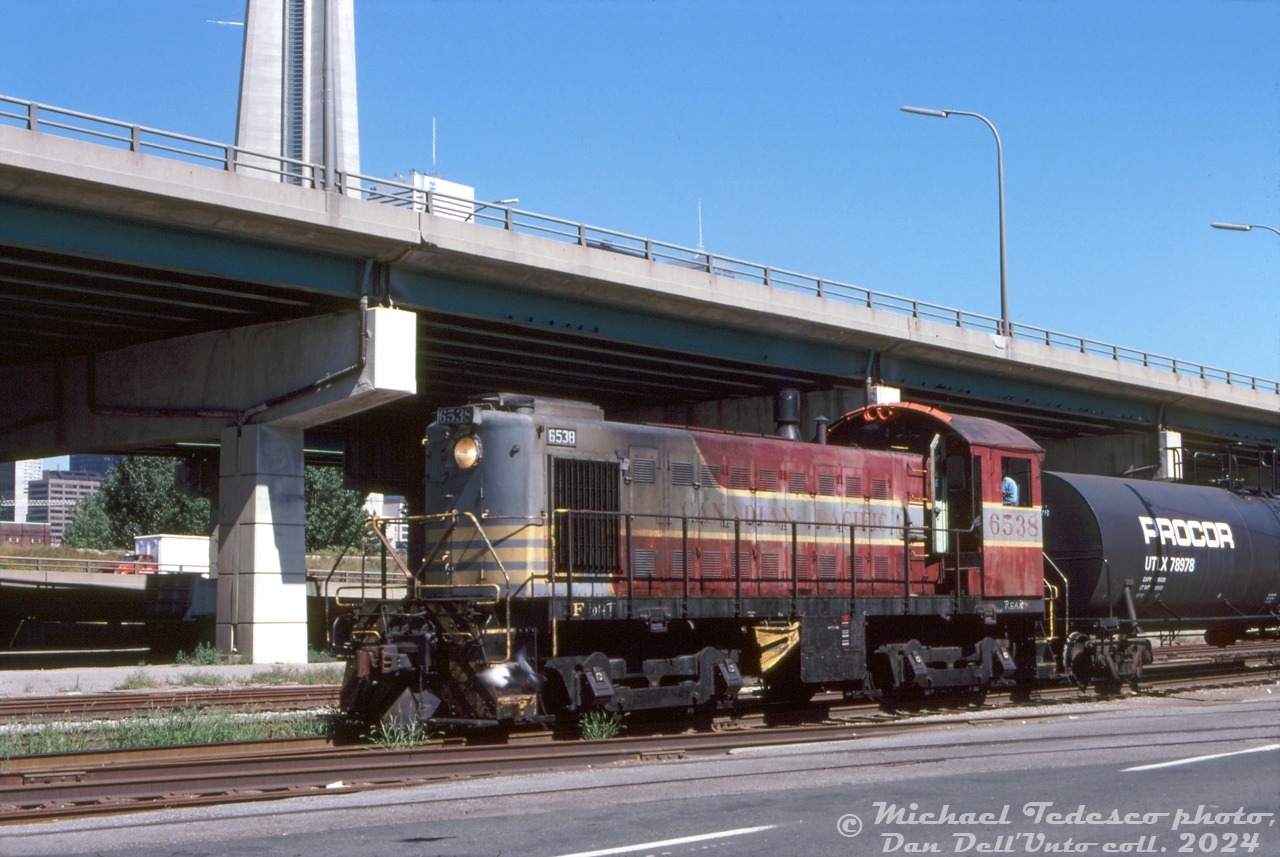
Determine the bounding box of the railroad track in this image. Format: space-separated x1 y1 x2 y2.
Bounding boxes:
2 654 1275 824
0 685 340 722
0 642 1273 823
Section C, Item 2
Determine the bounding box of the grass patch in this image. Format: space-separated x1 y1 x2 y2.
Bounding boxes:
367 721 434 751
579 710 625 740
0 721 97 759
105 708 329 748
243 665 344 686
174 642 222 666
115 670 161 691
0 710 335 763
177 671 228 687
308 646 339 663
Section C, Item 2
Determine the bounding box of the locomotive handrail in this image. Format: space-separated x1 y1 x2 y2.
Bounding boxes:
393 510 514 664
3 91 1276 398
548 506 1000 614
1042 552 1071 636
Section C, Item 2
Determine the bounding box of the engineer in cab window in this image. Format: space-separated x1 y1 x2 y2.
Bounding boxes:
1001 458 1029 507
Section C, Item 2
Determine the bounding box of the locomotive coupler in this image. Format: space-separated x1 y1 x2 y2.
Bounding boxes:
1064 632 1152 693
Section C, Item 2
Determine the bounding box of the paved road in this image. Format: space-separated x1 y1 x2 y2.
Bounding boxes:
5 685 1277 857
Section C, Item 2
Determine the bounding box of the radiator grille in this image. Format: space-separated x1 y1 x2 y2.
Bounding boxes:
788 471 807 493
760 553 780 579
671 462 694 486
817 474 836 496
758 469 778 492
730 467 751 490
553 458 621 575
701 551 723 578
873 555 891 580
819 555 837 579
701 464 723 487
872 479 889 500
845 477 862 498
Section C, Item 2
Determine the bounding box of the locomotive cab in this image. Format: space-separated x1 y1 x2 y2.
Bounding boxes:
827 402 1045 602
825 403 1051 696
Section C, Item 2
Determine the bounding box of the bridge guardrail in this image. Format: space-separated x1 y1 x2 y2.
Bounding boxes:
0 555 206 575
2 93 1275 396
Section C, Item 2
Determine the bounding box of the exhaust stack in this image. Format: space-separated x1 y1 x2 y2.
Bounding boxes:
774 389 802 441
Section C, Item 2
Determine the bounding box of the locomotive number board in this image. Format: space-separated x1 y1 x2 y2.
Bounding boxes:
547 428 577 447
436 406 476 425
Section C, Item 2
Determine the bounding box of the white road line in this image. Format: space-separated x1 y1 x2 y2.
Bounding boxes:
1122 743 1280 772
550 824 778 857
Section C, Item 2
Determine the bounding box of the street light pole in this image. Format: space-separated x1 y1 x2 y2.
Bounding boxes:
1211 221 1280 238
902 106 1010 336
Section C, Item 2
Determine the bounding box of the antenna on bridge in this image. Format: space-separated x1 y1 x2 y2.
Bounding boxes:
432 117 438 177
697 198 704 251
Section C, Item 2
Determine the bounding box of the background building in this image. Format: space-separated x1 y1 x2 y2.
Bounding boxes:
0 522 52 547
0 459 46 524
68 454 122 480
27 471 101 545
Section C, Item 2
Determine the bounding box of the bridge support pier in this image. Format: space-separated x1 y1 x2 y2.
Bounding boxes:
216 424 308 664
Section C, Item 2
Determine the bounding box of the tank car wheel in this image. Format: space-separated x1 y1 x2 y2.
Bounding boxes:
1064 633 1094 691
1125 642 1149 692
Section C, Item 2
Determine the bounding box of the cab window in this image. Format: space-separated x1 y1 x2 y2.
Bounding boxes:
1001 457 1030 507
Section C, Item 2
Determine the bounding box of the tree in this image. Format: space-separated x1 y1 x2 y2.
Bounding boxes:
63 457 363 552
63 457 210 549
61 493 114 549
304 465 367 551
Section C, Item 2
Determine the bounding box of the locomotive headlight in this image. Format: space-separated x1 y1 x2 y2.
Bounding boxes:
452 434 482 469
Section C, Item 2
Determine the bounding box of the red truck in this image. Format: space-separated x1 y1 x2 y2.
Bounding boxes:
109 553 157 574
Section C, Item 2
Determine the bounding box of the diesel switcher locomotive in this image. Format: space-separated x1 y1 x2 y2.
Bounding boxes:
338 393 1280 728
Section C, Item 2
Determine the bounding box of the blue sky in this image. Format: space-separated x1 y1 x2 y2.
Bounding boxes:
2 0 1278 390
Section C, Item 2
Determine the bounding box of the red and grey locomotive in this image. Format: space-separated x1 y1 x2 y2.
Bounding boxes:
338 393 1280 727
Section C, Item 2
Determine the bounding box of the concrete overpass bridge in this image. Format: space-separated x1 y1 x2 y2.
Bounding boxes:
2 97 1277 660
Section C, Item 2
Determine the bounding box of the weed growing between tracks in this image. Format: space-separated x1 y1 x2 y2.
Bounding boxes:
579 710 626 740
367 721 435 750
0 710 334 763
112 708 329 747
110 664 345 691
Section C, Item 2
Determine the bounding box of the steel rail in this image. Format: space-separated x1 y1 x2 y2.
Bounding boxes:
1 93 1274 396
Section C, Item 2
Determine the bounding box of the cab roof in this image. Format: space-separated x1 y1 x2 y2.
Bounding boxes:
826 402 1042 455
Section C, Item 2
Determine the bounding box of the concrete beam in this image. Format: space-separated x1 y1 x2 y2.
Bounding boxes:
0 306 417 461
1 122 1275 440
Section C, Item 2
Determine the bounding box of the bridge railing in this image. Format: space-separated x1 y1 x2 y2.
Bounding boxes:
3 93 1276 396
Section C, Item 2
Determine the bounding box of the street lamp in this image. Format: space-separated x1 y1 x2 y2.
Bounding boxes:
1211 221 1280 237
902 106 1011 336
